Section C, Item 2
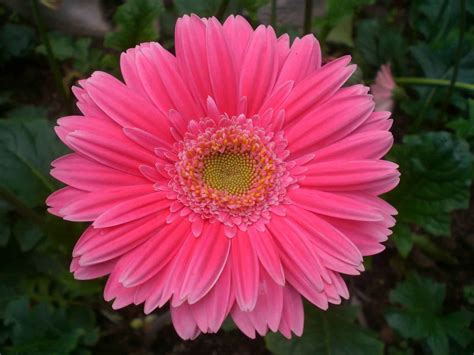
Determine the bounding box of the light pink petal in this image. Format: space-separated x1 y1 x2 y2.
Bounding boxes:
73 258 117 280
59 184 153 222
83 72 173 142
286 94 375 156
76 214 166 266
280 56 355 125
239 25 278 115
248 228 285 286
232 230 259 311
120 45 148 97
51 153 148 191
171 303 201 340
223 15 253 70
46 187 87 217
286 206 363 267
118 219 189 287
289 188 384 222
93 191 169 228
278 284 304 338
66 130 156 175
303 160 400 194
189 262 233 333
354 111 393 134
136 43 203 120
314 131 394 161
175 15 211 111
247 269 284 334
179 223 231 304
276 34 321 86
231 306 256 339
267 215 325 292
206 17 238 115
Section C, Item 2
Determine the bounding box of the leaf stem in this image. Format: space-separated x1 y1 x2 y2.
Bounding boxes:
215 0 230 21
303 0 313 34
441 0 466 118
0 187 44 227
270 0 277 29
395 77 474 91
30 0 70 112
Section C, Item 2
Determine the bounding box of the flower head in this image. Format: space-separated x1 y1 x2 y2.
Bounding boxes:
47 14 399 340
371 63 396 111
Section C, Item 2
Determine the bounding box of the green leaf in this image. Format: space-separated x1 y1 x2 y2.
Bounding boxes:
7 105 48 120
0 24 36 63
0 213 11 247
387 132 472 236
37 33 104 75
105 0 162 52
265 305 384 355
0 118 66 208
12 219 43 252
391 223 414 258
325 0 374 26
355 19 406 71
3 298 98 354
386 273 474 354
173 0 221 17
447 99 474 142
409 0 460 41
326 15 354 47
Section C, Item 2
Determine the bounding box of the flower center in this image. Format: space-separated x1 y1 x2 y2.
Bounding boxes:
202 152 255 195
170 115 292 229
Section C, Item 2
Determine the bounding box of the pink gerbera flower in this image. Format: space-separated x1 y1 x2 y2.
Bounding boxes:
47 14 399 339
371 63 396 111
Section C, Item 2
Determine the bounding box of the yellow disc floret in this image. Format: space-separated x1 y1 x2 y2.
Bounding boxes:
202 152 256 195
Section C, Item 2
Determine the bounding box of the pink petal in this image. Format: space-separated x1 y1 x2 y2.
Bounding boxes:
83 72 173 142
280 56 355 125
59 184 153 222
51 153 148 191
278 285 304 338
314 131 394 161
189 262 233 333
232 231 259 311
248 228 285 286
175 15 211 111
276 34 321 86
171 303 201 340
239 25 278 115
118 219 189 287
179 223 231 304
303 160 400 193
289 189 384 222
93 191 169 228
286 94 374 156
206 17 238 115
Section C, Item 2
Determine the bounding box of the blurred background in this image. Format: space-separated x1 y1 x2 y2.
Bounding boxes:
0 0 473 354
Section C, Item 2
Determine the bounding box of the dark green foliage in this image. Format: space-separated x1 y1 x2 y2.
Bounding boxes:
386 274 474 355
0 24 36 63
3 298 98 355
388 132 472 236
105 0 163 51
0 0 473 353
0 118 66 207
265 305 384 355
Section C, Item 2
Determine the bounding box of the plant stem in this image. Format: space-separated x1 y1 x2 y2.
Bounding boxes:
30 0 70 111
215 0 230 21
441 0 466 118
395 77 474 91
270 0 277 28
303 0 313 34
0 187 44 227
